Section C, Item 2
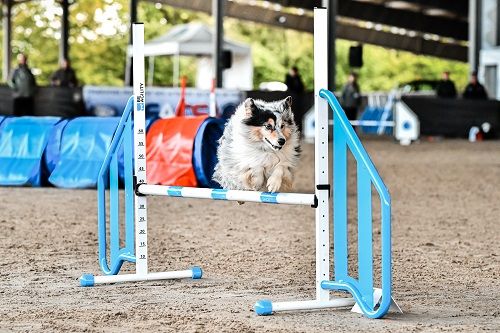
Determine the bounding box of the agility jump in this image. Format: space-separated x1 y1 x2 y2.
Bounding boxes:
80 8 394 319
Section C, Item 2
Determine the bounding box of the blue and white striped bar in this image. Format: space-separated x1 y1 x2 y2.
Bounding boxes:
137 185 315 206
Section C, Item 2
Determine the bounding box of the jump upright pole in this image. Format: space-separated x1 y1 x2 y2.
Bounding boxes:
254 7 343 315
80 9 395 320
80 23 202 286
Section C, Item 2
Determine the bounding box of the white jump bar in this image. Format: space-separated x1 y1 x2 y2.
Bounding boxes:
94 270 193 284
328 120 395 127
80 267 202 286
138 184 316 206
255 298 356 315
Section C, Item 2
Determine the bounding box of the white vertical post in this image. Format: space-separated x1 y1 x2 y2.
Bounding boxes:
209 78 217 117
313 7 330 302
133 23 148 276
173 53 180 87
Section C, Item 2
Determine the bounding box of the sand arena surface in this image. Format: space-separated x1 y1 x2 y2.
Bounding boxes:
0 139 499 332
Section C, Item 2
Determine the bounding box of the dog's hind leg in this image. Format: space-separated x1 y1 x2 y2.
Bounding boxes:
280 167 293 192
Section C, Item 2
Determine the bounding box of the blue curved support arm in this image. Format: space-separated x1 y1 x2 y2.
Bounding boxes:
97 96 136 275
319 89 392 319
319 89 391 206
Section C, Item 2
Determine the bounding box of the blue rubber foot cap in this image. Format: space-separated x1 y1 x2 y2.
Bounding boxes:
254 299 273 315
191 266 203 279
80 274 95 287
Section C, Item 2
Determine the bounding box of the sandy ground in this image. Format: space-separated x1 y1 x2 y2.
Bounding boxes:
0 138 499 332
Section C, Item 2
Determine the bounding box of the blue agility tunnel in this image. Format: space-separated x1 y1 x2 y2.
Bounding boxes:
193 117 226 188
48 117 120 188
0 116 62 186
44 119 69 175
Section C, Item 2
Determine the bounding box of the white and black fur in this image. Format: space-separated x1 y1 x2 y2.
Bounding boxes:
213 96 301 192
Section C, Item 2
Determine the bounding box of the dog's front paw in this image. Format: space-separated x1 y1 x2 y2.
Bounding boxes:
266 175 282 193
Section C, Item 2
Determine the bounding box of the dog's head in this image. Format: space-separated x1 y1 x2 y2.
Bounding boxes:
239 96 296 151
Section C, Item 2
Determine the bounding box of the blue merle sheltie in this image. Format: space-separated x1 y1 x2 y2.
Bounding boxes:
213 96 301 193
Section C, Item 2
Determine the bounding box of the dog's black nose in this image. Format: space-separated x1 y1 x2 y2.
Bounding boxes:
278 138 286 146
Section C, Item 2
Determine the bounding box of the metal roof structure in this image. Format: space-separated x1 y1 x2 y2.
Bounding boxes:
2 0 471 86
153 0 469 62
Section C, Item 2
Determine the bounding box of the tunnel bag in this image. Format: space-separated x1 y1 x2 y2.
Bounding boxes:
0 116 62 186
48 117 120 188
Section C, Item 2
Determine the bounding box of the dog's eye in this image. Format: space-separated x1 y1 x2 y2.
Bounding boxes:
265 124 273 131
281 124 285 129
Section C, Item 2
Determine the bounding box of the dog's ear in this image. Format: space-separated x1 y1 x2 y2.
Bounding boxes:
283 96 292 110
282 96 294 121
243 98 258 118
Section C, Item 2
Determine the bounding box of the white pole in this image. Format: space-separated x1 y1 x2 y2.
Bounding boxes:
209 78 217 117
271 299 355 312
133 23 148 276
313 7 330 302
173 53 180 87
138 185 315 206
93 270 194 285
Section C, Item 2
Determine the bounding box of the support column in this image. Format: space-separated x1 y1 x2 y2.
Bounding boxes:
497 0 500 46
468 0 482 72
2 0 12 82
125 0 138 86
323 0 336 91
60 0 69 62
212 0 224 88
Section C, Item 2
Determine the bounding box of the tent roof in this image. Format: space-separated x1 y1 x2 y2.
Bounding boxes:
142 23 250 57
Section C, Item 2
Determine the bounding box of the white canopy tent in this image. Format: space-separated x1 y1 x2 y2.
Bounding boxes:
128 23 253 90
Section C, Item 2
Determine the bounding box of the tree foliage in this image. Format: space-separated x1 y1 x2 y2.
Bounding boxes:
0 1 468 91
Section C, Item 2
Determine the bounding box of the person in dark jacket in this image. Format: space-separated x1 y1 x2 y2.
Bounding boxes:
285 66 305 94
50 58 78 87
341 72 361 120
8 53 37 116
436 71 457 98
463 71 488 100
285 66 305 132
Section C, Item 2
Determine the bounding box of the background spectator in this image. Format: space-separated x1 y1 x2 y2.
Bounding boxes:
463 71 488 100
341 72 361 120
285 66 305 94
285 66 305 132
436 71 457 98
8 53 37 116
51 58 78 87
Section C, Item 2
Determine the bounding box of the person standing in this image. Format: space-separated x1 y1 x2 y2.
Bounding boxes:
285 66 305 132
8 53 37 116
50 58 78 87
463 71 488 100
436 71 457 98
285 66 305 94
341 72 361 120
